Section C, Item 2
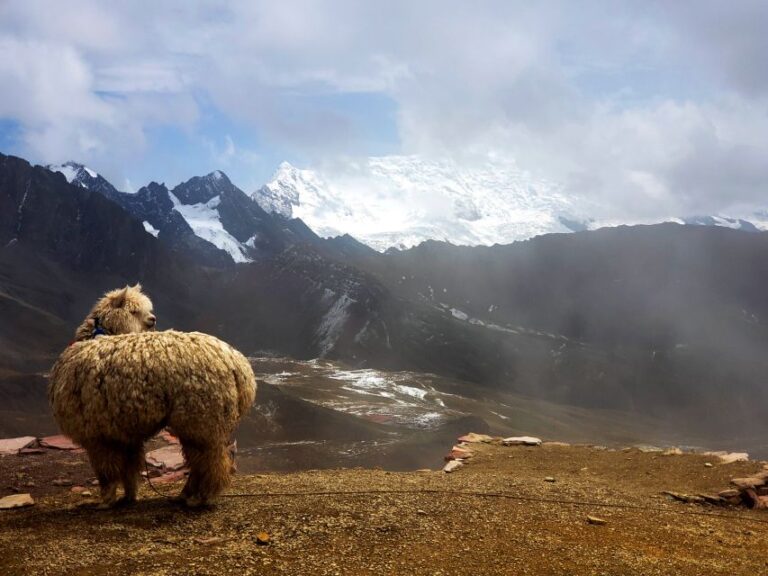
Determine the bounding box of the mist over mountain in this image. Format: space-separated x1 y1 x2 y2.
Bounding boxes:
252 155 768 252
3 151 768 456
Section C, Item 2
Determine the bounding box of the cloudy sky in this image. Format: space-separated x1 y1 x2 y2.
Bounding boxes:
0 1 766 219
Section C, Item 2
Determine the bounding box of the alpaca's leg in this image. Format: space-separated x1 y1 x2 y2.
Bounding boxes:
86 442 124 509
180 442 232 507
119 444 144 505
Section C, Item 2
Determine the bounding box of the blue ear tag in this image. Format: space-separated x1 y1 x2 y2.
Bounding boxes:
92 325 107 338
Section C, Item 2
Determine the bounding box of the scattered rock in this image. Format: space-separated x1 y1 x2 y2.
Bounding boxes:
39 435 80 451
18 448 45 455
662 447 683 456
0 437 36 456
70 486 87 494
152 470 188 484
704 462 713 468
730 477 766 490
52 478 73 487
445 446 473 461
416 509 427 515
457 433 493 444
697 493 725 505
703 451 749 464
635 445 663 453
544 477 556 483
502 436 542 447
0 493 34 510
195 537 225 546
718 489 740 499
543 441 570 447
663 491 704 504
81 490 92 497
587 516 607 525
443 460 464 473
146 445 186 471
256 532 271 545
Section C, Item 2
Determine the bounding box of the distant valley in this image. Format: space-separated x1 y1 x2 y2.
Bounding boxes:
2 151 768 466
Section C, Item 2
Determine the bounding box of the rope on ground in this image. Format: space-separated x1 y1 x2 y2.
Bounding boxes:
217 488 768 525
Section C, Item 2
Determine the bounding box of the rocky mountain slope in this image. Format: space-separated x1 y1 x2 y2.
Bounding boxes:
4 151 768 453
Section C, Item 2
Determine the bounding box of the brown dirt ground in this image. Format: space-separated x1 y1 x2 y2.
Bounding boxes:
2 442 768 575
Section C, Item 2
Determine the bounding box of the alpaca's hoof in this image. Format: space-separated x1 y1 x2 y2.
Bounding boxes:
183 495 210 509
115 496 137 508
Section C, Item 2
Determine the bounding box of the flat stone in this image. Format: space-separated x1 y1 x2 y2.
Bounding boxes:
443 460 464 473
662 447 683 456
662 491 704 504
0 493 34 510
544 476 556 483
457 433 493 444
697 493 725 505
730 477 766 489
152 470 188 484
39 435 80 451
718 489 741 498
146 445 185 471
256 532 271 545
0 436 36 456
502 436 542 446
445 446 473 461
52 478 73 487
70 486 87 494
543 441 570 447
18 448 46 455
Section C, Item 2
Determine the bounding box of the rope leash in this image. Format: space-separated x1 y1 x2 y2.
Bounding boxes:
143 459 176 501
215 487 768 525
139 460 768 525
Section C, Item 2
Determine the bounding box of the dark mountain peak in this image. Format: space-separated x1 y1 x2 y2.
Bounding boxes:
46 161 122 202
172 170 238 205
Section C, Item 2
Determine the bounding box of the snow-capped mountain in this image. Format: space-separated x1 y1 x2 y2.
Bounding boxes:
46 162 320 265
253 155 768 251
252 155 591 251
46 161 122 203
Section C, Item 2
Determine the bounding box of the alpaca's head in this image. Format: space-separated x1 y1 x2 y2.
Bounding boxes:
74 284 156 341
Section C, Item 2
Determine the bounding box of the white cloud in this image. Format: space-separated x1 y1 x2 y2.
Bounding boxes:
0 1 766 220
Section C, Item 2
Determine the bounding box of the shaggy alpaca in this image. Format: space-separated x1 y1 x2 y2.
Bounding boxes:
49 285 257 508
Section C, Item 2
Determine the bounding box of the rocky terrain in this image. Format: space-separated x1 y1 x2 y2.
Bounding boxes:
2 437 768 575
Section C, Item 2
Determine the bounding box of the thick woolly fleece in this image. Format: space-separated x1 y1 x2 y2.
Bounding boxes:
49 330 256 506
50 331 256 445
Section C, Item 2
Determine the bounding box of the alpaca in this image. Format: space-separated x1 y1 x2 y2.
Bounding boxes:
49 284 257 508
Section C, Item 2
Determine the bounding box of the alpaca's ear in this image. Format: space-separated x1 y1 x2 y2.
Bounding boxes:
109 286 129 308
133 282 143 293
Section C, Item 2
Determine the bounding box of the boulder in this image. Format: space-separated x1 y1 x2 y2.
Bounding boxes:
443 460 464 473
